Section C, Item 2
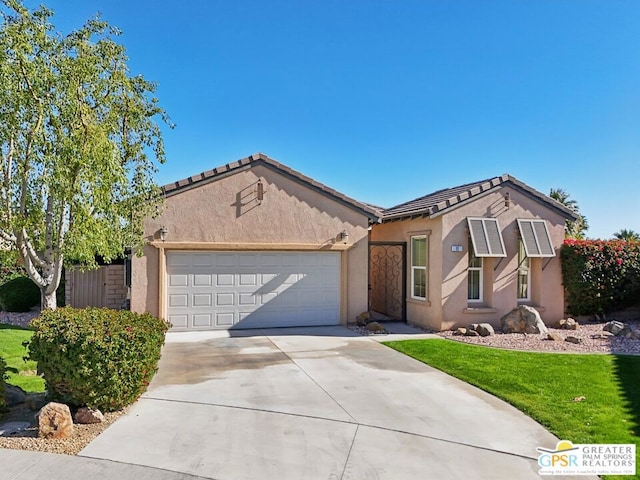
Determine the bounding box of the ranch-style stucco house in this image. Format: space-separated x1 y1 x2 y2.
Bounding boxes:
66 153 577 332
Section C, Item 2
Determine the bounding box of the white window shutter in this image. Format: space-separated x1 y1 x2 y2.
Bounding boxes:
467 218 507 257
517 219 555 257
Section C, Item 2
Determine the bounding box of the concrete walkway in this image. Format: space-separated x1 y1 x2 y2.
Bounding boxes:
4 325 595 479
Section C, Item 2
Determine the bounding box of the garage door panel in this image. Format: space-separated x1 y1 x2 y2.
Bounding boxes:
166 251 340 330
169 294 188 307
216 274 234 286
238 293 256 305
192 294 212 307
215 293 235 306
193 313 212 327
215 254 236 267
169 274 189 287
260 254 279 267
193 274 212 286
239 274 258 286
216 312 235 327
169 314 188 328
193 254 213 267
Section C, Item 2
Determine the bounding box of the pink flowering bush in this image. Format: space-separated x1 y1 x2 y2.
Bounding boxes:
561 239 640 316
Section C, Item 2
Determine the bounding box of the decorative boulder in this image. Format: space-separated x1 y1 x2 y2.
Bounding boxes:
356 311 370 326
365 321 385 333
603 321 625 335
476 323 495 337
74 407 105 424
38 402 74 439
501 305 548 335
453 328 467 336
558 318 578 330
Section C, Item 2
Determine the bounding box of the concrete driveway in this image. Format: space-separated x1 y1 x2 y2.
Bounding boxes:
78 326 586 480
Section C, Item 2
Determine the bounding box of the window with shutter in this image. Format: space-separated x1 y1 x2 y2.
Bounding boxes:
517 219 555 257
467 218 506 257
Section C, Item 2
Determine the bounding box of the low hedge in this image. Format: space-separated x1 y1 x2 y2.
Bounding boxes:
27 307 170 411
561 239 640 316
0 276 40 312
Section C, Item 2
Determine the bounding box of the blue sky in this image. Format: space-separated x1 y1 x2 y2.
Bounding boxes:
23 0 640 239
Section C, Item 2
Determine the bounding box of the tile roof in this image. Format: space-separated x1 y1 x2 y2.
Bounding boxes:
382 174 578 222
161 153 381 221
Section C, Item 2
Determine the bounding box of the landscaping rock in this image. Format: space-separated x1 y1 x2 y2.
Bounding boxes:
37 402 74 439
603 321 625 335
476 323 495 337
619 326 640 340
25 392 47 411
365 321 385 333
558 318 578 330
74 407 104 424
591 332 614 339
464 329 480 337
501 305 548 335
4 384 27 407
453 328 467 336
356 311 370 326
565 336 583 345
546 333 563 342
0 421 30 437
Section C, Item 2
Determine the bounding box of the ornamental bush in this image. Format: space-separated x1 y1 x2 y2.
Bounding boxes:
27 307 170 411
561 240 640 316
0 276 40 312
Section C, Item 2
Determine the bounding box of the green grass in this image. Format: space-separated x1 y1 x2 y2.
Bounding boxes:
0 324 45 393
384 339 640 480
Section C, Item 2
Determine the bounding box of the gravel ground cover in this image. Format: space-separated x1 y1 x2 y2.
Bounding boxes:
437 321 640 355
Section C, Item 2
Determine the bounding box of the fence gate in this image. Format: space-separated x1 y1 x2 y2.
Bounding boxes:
368 242 406 321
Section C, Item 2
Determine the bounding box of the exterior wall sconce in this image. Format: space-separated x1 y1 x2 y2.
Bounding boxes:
256 179 264 203
160 226 168 242
340 230 350 244
504 192 510 209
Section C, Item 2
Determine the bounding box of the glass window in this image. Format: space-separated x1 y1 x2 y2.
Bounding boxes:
411 236 427 300
468 238 483 302
517 240 530 301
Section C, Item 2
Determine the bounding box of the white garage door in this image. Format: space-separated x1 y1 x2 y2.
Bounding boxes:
166 251 340 330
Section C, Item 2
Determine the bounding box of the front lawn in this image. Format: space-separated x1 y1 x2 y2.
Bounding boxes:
0 324 45 393
384 339 640 480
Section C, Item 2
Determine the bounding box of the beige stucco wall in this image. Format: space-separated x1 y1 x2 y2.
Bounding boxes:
131 164 371 325
371 185 567 331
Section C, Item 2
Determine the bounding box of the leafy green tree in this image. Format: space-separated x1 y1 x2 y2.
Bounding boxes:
613 229 640 241
549 188 589 239
0 1 171 309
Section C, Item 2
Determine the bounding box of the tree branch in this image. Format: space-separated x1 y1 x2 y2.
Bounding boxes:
0 229 16 243
21 228 46 269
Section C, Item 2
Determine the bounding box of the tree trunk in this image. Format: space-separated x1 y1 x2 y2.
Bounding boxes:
41 288 57 310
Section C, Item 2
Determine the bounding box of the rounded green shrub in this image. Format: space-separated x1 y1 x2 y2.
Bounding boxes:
561 239 640 316
27 307 170 411
0 276 40 312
